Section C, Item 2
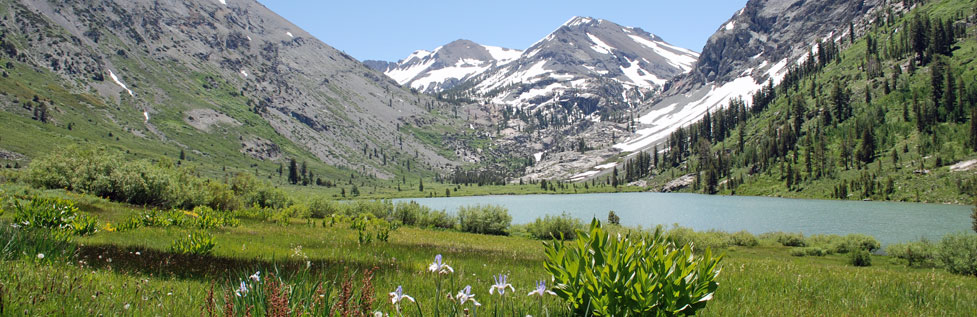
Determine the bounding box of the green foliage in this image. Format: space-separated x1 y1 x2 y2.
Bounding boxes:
0 225 76 261
417 209 456 230
762 232 807 247
13 196 98 236
936 233 977 276
349 214 394 245
730 230 760 247
118 206 238 231
526 212 582 240
849 249 872 267
170 231 217 255
607 210 620 225
457 204 511 235
308 197 343 219
393 201 428 226
230 173 290 210
885 240 938 267
543 219 722 316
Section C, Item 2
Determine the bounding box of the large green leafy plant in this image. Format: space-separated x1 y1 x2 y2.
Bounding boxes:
543 219 723 316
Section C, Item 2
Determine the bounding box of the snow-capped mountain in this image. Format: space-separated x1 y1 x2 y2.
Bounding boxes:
365 39 522 94
614 0 882 152
463 16 698 113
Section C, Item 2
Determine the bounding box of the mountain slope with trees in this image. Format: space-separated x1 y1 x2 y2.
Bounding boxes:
642 0 977 204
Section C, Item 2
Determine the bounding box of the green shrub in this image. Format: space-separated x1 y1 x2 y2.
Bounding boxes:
527 212 582 240
457 204 511 235
418 209 456 230
170 231 217 255
761 232 806 247
393 201 429 226
231 173 290 209
730 230 759 247
348 200 394 220
885 240 938 267
121 206 237 230
309 197 343 218
849 249 872 267
936 233 977 276
543 219 722 316
790 248 807 257
70 213 99 236
841 234 881 253
607 210 620 225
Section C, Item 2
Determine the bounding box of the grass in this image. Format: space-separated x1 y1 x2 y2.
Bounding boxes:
1 185 975 315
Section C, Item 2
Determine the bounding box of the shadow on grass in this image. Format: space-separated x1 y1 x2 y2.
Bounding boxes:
77 243 399 282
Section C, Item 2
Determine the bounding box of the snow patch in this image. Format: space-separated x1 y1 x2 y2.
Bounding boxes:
107 69 134 97
724 21 736 31
534 152 544 163
587 33 614 55
218 0 226 5
595 163 617 170
240 70 248 78
285 32 294 38
143 111 149 122
615 76 762 152
627 34 698 72
483 45 522 65
620 58 665 88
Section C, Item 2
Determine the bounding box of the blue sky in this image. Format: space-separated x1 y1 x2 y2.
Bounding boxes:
256 0 748 62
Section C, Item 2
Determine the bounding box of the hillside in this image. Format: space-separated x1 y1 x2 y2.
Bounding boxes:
642 0 977 204
0 0 487 185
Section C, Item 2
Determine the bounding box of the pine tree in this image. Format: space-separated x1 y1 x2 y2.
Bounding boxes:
419 178 424 192
857 126 876 165
288 159 299 185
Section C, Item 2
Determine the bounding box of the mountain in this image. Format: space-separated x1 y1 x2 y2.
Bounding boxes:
641 0 977 204
365 39 522 94
397 17 700 181
614 0 883 153
459 16 698 113
0 0 477 181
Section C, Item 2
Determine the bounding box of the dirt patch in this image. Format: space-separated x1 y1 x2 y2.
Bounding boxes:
241 138 282 161
184 108 241 132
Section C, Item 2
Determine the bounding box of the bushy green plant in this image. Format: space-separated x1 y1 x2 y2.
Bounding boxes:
170 231 217 255
607 210 620 225
544 220 722 316
849 249 872 267
13 196 98 236
417 209 456 230
885 240 938 267
231 173 290 209
348 200 394 220
308 197 343 218
527 212 582 240
121 206 237 230
393 201 429 226
761 232 807 247
730 230 759 247
936 233 977 276
457 204 511 235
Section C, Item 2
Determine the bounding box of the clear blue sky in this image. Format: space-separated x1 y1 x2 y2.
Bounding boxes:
256 0 748 62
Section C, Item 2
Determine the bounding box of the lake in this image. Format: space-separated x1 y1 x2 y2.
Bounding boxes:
395 192 973 245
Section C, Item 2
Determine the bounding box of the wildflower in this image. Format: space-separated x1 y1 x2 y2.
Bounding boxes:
455 285 480 306
528 280 556 297
489 274 514 296
235 280 249 297
388 285 415 305
373 312 383 317
135 251 141 256
249 271 261 282
37 253 45 260
427 254 454 275
124 303 130 310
